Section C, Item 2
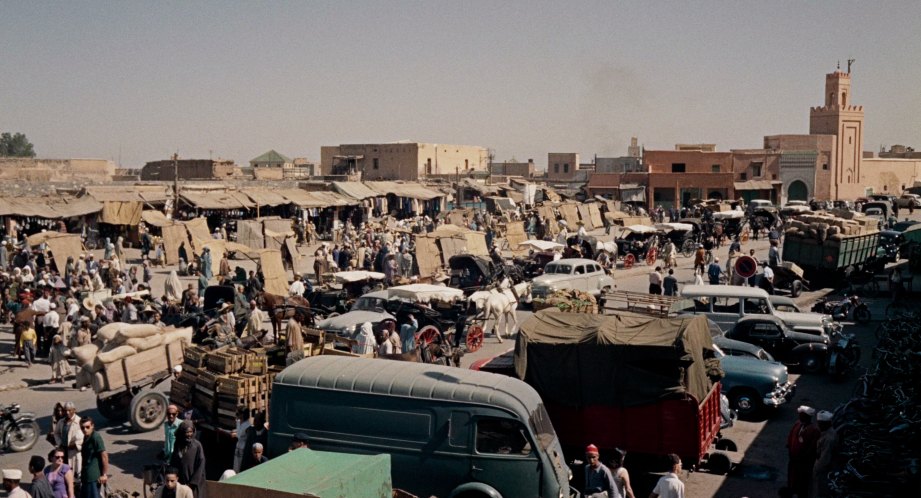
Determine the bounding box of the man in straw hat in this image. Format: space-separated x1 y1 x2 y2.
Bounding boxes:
786 405 820 498
1 468 30 498
582 444 615 497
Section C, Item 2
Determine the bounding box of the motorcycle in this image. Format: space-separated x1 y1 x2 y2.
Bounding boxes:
812 294 872 324
827 330 861 379
1 403 40 453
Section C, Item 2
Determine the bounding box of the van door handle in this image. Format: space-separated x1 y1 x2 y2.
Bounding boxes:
472 465 483 472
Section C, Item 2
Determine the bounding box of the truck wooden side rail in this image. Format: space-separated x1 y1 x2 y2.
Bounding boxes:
782 232 879 282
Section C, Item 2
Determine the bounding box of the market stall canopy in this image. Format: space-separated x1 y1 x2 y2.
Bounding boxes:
180 191 255 210
276 189 356 208
388 284 464 303
518 240 564 252
365 181 443 200
140 210 173 228
331 181 380 201
84 185 171 204
241 188 290 207
620 184 646 203
0 196 102 218
99 201 143 225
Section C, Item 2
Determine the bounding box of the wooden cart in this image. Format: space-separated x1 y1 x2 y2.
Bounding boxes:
94 340 184 432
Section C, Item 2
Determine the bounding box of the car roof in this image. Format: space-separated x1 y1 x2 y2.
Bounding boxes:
768 295 797 307
549 258 598 265
359 290 390 299
681 284 770 299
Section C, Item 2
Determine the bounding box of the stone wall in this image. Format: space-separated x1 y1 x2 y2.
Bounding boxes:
0 158 114 182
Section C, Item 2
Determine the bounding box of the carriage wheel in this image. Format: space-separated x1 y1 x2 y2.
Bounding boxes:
415 325 441 348
623 254 636 269
645 247 658 266
681 240 695 258
466 325 485 352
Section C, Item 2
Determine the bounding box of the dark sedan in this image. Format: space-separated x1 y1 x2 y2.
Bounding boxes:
725 315 831 373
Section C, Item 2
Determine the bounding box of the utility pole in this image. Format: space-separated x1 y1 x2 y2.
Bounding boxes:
172 152 179 218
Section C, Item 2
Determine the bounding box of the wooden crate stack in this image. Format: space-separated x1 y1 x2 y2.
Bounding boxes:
168 345 281 430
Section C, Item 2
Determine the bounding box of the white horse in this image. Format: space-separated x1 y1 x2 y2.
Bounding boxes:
468 278 531 343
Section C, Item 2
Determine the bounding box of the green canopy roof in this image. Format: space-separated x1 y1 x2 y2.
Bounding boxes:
250 149 292 164
215 448 392 498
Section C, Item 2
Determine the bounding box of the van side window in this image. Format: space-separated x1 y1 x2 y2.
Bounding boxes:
713 297 740 314
575 265 585 275
744 298 769 314
475 418 532 456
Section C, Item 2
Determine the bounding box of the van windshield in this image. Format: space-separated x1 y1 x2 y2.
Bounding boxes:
529 403 558 451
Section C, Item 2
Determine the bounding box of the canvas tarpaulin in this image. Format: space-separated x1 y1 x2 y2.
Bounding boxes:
515 310 715 408
242 188 289 207
332 181 380 201
236 220 265 249
463 230 489 257
100 201 143 225
161 223 190 265
504 222 529 255
259 249 288 296
537 205 559 236
43 234 84 274
140 210 172 228
414 236 442 278
576 204 595 230
438 236 468 265
558 203 581 227
588 203 604 228
183 217 213 255
262 218 293 236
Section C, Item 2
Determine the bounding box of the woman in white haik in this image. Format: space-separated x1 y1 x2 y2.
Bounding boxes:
606 448 635 498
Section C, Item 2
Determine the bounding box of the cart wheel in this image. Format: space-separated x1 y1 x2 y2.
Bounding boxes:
623 254 636 269
645 247 658 266
790 280 802 298
96 392 131 422
415 325 441 348
130 391 169 433
466 325 485 352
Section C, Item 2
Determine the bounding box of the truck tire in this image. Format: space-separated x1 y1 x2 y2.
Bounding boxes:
130 391 169 433
707 452 732 475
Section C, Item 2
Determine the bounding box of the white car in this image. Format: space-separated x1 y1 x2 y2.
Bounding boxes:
531 258 615 298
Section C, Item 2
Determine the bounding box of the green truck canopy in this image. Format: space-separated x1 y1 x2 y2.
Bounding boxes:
207 448 392 498
515 309 715 408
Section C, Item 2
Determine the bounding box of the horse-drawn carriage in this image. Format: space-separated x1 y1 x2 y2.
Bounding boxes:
306 270 386 316
513 240 565 279
614 225 659 267
655 222 698 258
447 254 524 294
711 210 747 239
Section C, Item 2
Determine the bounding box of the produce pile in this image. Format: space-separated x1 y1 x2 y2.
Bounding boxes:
71 323 192 392
784 211 878 243
533 289 598 313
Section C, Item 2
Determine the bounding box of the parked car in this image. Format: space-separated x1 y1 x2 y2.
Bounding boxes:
530 258 615 298
892 219 921 232
707 318 775 361
713 344 794 417
315 290 394 338
679 285 831 336
768 295 803 314
896 193 921 208
725 315 858 376
878 230 906 262
747 199 776 211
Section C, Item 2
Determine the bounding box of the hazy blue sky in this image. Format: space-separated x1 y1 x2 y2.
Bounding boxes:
2 1 919 169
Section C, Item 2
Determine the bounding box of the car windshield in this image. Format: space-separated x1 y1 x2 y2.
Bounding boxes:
544 264 572 275
352 296 387 311
529 403 558 452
